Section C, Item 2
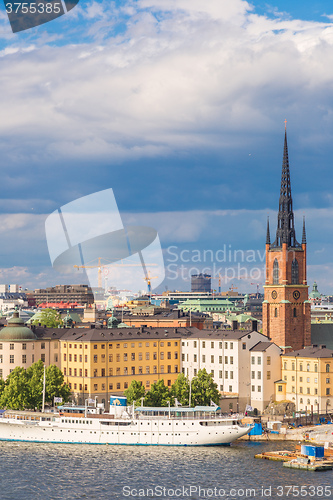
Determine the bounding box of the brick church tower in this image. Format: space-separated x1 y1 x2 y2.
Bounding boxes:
262 127 311 352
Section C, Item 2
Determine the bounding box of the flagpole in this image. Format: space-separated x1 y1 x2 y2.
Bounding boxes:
42 366 46 412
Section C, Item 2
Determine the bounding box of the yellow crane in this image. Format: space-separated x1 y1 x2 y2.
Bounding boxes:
74 257 157 289
143 271 158 294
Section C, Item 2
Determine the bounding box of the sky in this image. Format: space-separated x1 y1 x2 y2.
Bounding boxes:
0 0 333 294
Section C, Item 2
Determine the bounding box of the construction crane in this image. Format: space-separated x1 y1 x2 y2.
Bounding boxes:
211 274 224 294
250 282 264 298
74 257 157 289
143 271 158 294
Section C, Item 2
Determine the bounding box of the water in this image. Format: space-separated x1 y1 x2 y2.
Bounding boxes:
0 441 332 500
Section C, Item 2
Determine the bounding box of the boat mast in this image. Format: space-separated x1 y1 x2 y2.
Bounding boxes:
42 366 46 412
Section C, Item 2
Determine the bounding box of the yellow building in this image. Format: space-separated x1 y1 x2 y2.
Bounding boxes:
280 345 333 413
60 327 183 406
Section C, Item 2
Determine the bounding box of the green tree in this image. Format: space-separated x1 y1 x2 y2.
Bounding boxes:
0 367 30 410
27 360 44 409
124 380 145 405
32 308 63 328
171 373 190 406
144 379 174 407
45 364 70 404
190 369 220 406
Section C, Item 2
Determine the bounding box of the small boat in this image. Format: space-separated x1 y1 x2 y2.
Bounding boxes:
0 397 252 446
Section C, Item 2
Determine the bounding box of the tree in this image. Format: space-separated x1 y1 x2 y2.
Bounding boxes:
124 380 145 405
171 373 190 406
32 308 63 328
190 369 220 406
144 379 174 407
0 362 70 410
45 364 71 403
0 367 30 410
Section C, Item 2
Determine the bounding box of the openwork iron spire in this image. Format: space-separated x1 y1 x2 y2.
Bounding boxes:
271 128 301 249
266 217 270 245
302 216 307 244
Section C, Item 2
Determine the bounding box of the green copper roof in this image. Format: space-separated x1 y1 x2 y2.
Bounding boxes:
0 311 37 341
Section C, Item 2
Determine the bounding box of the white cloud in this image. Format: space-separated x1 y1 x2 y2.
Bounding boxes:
0 0 332 168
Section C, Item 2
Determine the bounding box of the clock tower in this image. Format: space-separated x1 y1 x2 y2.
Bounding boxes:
262 127 311 352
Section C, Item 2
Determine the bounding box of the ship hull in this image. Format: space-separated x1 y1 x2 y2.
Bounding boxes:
0 417 251 446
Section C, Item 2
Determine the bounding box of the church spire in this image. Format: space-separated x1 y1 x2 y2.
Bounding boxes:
271 126 301 248
302 216 307 244
266 217 270 245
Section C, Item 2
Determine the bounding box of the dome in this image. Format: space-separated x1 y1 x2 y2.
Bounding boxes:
0 311 37 340
309 282 321 300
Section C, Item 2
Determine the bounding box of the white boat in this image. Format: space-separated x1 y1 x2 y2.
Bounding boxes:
0 399 252 446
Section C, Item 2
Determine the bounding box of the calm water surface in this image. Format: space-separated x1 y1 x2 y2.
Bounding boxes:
0 441 332 500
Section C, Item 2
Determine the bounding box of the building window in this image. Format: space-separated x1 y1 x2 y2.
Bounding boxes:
230 371 233 379
160 352 164 360
22 343 26 350
79 368 82 376
22 355 26 364
145 352 150 360
109 383 113 390
225 342 228 349
64 368 66 375
41 354 45 362
273 258 279 284
326 388 331 395
219 342 222 349
139 353 143 361
250 356 254 365
131 367 135 375
307 388 310 394
139 366 143 374
202 341 205 348
194 368 197 376
258 386 261 392
10 344 14 350
211 342 214 349
299 364 303 371
94 345 97 349
314 364 318 373
160 366 164 374
153 366 157 374
69 354 72 362
146 366 150 374
284 362 287 370
41 343 45 350
160 342 164 347
252 385 255 392
267 371 271 380
326 378 330 384
326 364 330 373
257 371 261 380
293 308 297 318
202 355 206 363
94 355 98 363
74 368 77 376
278 385 282 392
116 354 120 362
291 258 299 284
74 354 77 362
131 353 135 361
167 352 171 360
230 342 233 349
0 355 2 363
64 354 66 361
242 343 246 350
299 387 303 393
307 364 310 372
0 344 2 350
85 369 88 377
69 368 72 375
225 356 228 364
229 386 232 392
251 371 255 379
292 362 295 371
267 356 271 366
230 357 233 365
94 384 98 391
79 355 82 362
274 308 278 317
211 355 214 363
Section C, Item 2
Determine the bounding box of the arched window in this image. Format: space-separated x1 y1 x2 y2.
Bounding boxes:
273 259 279 284
291 259 299 284
293 308 297 318
326 364 330 373
274 308 278 317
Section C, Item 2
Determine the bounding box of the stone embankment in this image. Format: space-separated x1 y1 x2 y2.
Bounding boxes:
239 424 333 444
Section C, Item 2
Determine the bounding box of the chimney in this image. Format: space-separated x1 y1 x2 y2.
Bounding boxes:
251 320 258 332
232 320 238 331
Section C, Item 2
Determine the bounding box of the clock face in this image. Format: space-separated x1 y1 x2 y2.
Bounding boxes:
271 290 277 299
293 290 300 300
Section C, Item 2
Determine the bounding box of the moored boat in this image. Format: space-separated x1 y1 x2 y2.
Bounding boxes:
0 398 252 446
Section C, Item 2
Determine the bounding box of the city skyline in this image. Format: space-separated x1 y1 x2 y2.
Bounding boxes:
0 1 333 292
